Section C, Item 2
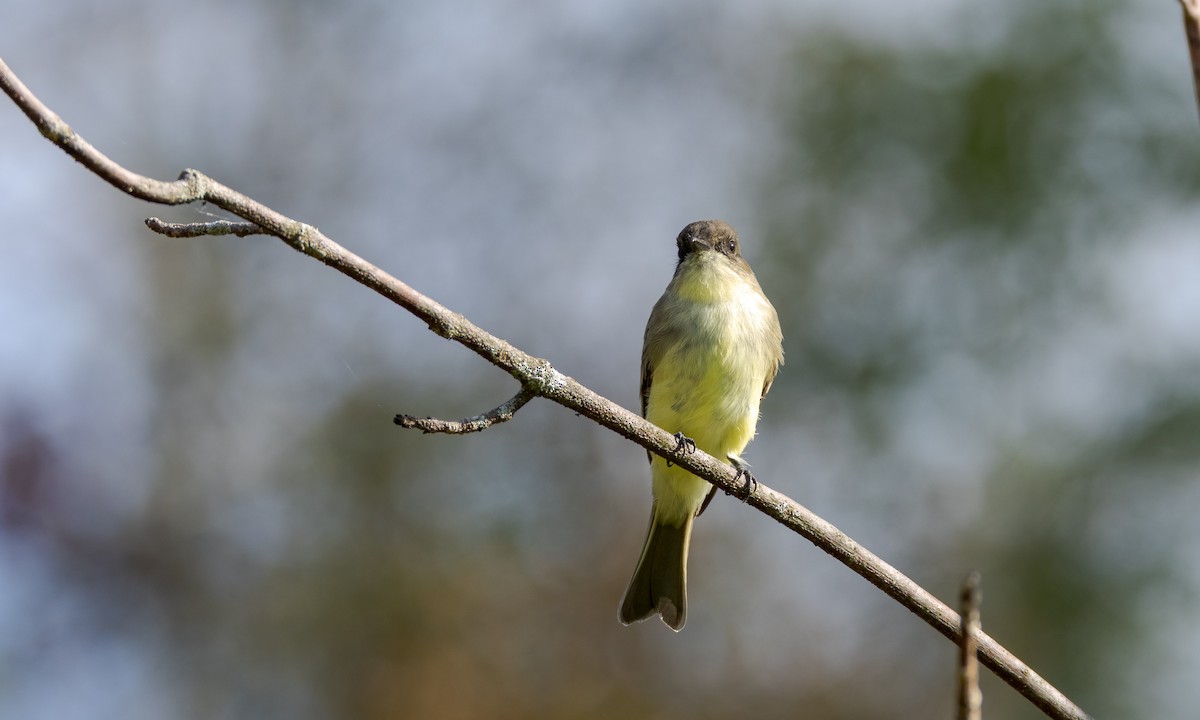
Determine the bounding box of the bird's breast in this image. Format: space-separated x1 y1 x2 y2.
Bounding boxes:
645 289 775 457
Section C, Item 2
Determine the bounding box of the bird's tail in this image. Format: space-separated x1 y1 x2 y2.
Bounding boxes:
618 503 693 631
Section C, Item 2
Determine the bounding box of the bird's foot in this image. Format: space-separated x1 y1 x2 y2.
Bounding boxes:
728 455 757 501
665 431 697 467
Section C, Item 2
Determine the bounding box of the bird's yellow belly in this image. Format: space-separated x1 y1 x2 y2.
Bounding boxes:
645 341 764 525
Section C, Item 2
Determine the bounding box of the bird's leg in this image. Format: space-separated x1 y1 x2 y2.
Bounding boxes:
665 431 697 467
727 454 757 501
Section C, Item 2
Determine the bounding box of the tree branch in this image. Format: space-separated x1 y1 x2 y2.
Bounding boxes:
145 218 265 237
0 56 1091 720
958 572 983 720
394 386 536 434
1182 0 1200 119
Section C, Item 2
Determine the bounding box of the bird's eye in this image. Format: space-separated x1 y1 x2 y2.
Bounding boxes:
727 240 737 253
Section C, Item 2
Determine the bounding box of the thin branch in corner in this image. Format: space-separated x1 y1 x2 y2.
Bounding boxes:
146 217 265 238
1182 0 1200 118
958 572 983 720
394 387 536 434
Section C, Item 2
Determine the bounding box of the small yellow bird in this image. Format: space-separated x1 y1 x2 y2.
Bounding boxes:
619 220 783 631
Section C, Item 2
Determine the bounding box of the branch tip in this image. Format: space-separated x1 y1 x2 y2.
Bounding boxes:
394 386 536 434
145 218 265 238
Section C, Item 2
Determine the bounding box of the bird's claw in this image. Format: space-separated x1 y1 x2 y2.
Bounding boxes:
665 431 697 467
729 457 757 501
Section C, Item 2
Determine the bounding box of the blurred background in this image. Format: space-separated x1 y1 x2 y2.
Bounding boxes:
2 0 1198 717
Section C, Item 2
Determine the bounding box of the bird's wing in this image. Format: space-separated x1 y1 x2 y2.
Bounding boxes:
761 360 780 399
761 310 785 398
640 295 679 462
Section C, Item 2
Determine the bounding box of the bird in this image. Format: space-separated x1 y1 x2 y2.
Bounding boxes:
619 219 783 631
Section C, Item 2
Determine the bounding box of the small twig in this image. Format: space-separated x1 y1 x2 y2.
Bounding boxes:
146 218 265 237
394 386 535 434
958 572 983 720
1182 0 1200 119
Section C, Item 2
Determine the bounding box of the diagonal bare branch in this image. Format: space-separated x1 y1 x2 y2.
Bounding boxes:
0 55 1091 720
